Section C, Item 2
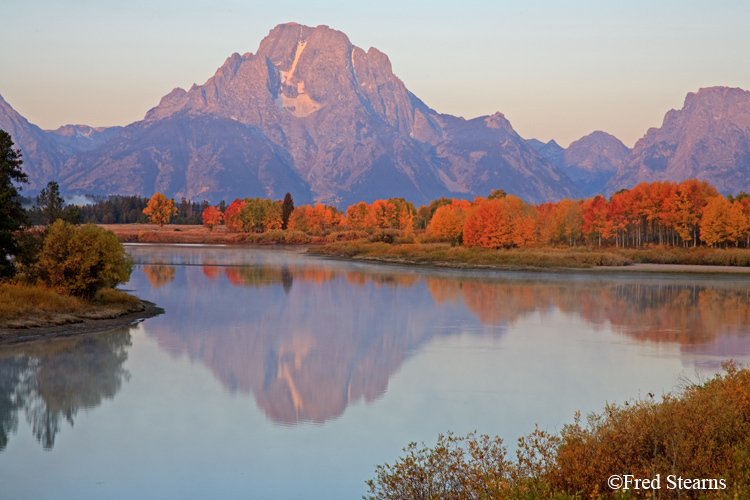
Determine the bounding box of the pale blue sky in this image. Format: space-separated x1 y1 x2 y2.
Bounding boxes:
2 0 749 147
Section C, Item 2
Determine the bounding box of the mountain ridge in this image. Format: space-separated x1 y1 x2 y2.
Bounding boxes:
2 23 581 206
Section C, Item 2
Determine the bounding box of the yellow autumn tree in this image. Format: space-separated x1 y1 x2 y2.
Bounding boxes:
427 200 470 242
143 193 177 228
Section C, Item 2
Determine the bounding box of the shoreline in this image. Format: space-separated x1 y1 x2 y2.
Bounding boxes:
0 300 164 345
101 224 750 274
309 251 750 275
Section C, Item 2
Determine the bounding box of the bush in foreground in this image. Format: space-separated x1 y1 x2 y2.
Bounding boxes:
38 220 133 299
366 362 750 499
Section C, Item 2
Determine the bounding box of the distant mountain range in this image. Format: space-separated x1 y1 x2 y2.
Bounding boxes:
528 131 631 198
2 23 750 206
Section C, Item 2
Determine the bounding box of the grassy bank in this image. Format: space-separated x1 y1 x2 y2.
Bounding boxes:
0 283 144 329
101 224 318 244
310 239 750 270
311 240 632 269
366 362 750 499
102 224 750 270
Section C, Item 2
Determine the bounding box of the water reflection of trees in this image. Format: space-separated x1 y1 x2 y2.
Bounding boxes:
0 327 131 450
142 255 750 426
143 265 177 288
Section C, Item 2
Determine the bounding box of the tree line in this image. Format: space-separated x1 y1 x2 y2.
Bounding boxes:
134 178 750 249
0 130 131 297
78 195 212 225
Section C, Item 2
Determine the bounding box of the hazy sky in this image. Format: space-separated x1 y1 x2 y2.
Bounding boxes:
2 0 749 147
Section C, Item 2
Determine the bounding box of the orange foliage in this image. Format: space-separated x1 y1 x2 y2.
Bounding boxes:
289 203 344 234
224 198 246 233
202 265 221 280
343 198 416 232
463 196 536 249
426 199 470 241
201 205 223 231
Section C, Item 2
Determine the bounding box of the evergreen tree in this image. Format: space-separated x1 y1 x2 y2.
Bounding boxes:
0 130 28 279
281 192 294 230
30 181 64 225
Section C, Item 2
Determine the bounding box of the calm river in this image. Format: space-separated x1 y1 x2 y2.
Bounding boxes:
2 244 750 499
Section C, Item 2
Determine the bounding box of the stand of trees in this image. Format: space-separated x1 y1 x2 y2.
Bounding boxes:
0 129 132 297
123 179 750 250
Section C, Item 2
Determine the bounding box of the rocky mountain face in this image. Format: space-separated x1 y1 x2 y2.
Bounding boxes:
606 87 750 195
0 93 65 191
46 124 122 157
527 139 565 170
529 132 630 197
61 112 312 203
563 131 630 197
8 22 577 206
0 93 122 192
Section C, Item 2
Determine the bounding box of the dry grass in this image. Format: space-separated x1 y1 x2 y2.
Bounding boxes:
310 240 632 269
311 240 750 270
0 283 143 329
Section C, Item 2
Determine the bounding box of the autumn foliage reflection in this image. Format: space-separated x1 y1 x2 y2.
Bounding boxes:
133 246 750 427
143 265 176 288
195 258 750 346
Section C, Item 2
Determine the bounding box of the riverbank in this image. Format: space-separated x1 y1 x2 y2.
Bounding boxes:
309 240 750 273
100 223 317 244
0 284 164 344
101 224 750 273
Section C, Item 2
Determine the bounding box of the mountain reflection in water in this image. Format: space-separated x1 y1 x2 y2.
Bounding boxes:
127 245 750 427
0 327 132 450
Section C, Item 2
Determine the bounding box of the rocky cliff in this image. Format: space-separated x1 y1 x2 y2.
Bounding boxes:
31 23 579 205
606 87 750 195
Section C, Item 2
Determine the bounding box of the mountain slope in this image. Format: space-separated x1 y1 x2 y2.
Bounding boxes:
134 22 580 205
0 93 65 191
60 112 313 203
530 133 630 197
606 87 750 195
5 23 583 205
563 131 630 196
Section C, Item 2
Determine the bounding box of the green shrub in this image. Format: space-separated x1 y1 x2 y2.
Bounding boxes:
38 221 133 299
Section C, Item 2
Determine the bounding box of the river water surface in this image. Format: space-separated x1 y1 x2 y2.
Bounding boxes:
2 244 750 499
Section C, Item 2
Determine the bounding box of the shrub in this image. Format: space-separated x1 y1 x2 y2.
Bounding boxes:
365 432 512 500
38 221 133 299
367 362 750 499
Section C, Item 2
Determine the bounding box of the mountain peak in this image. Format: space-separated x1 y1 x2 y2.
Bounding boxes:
10 22 582 205
607 86 750 195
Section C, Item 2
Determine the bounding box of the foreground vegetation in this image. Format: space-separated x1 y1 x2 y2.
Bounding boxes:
0 284 143 329
366 362 750 499
1 132 138 333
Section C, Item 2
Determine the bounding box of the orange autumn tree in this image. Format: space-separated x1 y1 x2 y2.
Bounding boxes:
289 203 344 234
202 205 224 231
727 199 750 247
345 202 372 231
143 193 177 229
463 195 535 249
700 195 731 247
344 198 416 232
426 199 470 242
224 198 246 232
670 179 718 247
369 198 416 232
582 195 608 246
